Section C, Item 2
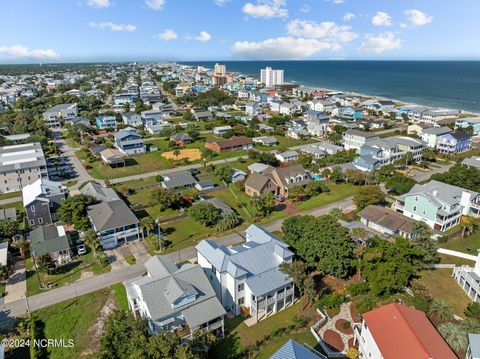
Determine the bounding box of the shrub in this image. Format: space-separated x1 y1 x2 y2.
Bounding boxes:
347 282 369 296
95 251 109 267
318 293 347 310
356 294 376 313
341 320 351 330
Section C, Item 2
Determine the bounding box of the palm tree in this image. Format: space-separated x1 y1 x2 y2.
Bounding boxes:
173 148 181 160
140 217 155 238
428 299 454 322
461 318 480 334
438 322 468 352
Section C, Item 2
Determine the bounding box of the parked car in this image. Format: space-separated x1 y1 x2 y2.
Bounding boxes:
77 244 87 255
275 195 285 202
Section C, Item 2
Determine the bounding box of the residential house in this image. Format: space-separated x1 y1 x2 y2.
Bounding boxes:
286 128 310 139
114 130 146 156
393 180 480 231
194 111 214 121
0 143 48 194
43 103 78 128
279 102 295 116
3 133 31 144
407 123 429 136
29 224 72 266
170 133 193 147
122 112 142 127
244 165 310 198
175 83 191 97
195 180 216 191
196 224 295 322
353 303 456 359
436 131 472 154
213 126 233 137
123 256 226 339
271 339 325 359
337 106 363 121
421 126 453 148
252 136 278 147
247 163 273 174
275 150 299 163
456 117 480 135
100 149 125 167
307 99 335 113
0 207 16 222
362 99 395 113
466 334 480 359
23 179 67 228
198 196 233 214
358 205 419 239
343 129 379 151
96 116 117 130
141 110 163 123
205 136 253 154
300 142 342 160
162 172 197 190
462 156 480 170
230 168 247 183
145 121 172 135
86 195 141 249
67 116 90 127
114 93 137 105
453 253 480 304
245 103 260 116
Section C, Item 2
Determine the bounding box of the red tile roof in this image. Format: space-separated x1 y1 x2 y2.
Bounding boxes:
362 303 456 359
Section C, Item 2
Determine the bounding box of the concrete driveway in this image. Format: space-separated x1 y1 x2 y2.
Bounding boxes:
105 240 150 270
4 259 26 304
410 163 453 182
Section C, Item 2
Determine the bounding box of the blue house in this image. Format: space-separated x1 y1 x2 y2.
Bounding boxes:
353 155 382 171
338 106 363 121
114 130 146 156
437 131 472 154
96 116 117 130
456 117 480 135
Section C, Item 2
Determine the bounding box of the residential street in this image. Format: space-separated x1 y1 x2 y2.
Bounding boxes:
0 196 353 321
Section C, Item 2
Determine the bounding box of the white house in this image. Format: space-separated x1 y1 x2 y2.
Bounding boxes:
421 126 452 148
275 150 299 163
196 224 295 323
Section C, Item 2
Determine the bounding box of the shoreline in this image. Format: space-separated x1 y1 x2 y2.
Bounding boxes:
183 62 480 116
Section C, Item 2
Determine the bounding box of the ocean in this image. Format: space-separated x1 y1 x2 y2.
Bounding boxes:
179 61 480 113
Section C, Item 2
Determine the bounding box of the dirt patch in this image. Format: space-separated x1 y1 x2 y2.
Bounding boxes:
335 319 353 335
348 337 355 349
79 271 94 280
81 295 117 356
162 148 201 161
323 330 344 352
350 301 362 323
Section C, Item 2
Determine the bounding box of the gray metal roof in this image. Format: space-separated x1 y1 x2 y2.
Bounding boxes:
29 224 70 257
462 156 480 169
271 339 325 359
405 180 478 208
124 256 225 324
87 200 138 232
246 268 291 297
162 171 197 189
80 182 119 202
0 142 47 173
422 126 452 135
468 334 480 358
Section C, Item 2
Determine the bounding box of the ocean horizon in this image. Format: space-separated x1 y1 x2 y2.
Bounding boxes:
179 60 480 114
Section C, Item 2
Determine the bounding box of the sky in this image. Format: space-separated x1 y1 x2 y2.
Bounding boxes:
1 0 480 63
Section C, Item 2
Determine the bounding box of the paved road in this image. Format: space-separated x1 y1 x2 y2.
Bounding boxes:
410 163 453 182
0 196 352 320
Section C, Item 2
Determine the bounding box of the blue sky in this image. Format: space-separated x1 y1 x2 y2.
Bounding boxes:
1 0 479 63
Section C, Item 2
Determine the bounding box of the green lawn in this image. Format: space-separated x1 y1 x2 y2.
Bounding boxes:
110 283 129 310
0 191 21 201
296 183 357 211
438 231 480 254
33 288 111 359
26 247 111 296
418 269 472 317
212 302 317 359
256 330 321 359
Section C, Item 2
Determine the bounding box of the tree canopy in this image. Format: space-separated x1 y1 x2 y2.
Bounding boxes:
58 194 96 231
282 215 355 278
353 185 385 210
385 174 416 195
431 164 480 192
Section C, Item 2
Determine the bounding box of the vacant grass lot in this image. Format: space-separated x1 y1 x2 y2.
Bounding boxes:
296 183 356 211
33 289 111 359
418 269 471 317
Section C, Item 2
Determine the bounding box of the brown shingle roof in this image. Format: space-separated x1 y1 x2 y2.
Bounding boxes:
358 205 416 234
209 136 253 149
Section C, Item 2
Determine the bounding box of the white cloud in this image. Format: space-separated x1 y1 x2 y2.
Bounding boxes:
371 11 392 26
214 0 230 5
405 9 433 26
286 19 357 43
145 0 165 10
343 13 355 21
300 4 310 13
242 0 288 19
0 45 60 60
358 32 401 53
87 0 110 8
186 31 212 42
325 0 344 4
90 22 136 32
232 37 338 59
158 29 178 41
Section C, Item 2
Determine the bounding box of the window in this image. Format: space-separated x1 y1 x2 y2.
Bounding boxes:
251 294 256 302
38 217 43 224
238 297 244 305
29 220 35 226
413 206 417 212
30 205 35 213
238 283 244 292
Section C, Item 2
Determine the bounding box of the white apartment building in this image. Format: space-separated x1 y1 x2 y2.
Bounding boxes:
260 67 284 87
0 143 48 194
342 129 380 152
214 63 226 75
196 224 295 323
